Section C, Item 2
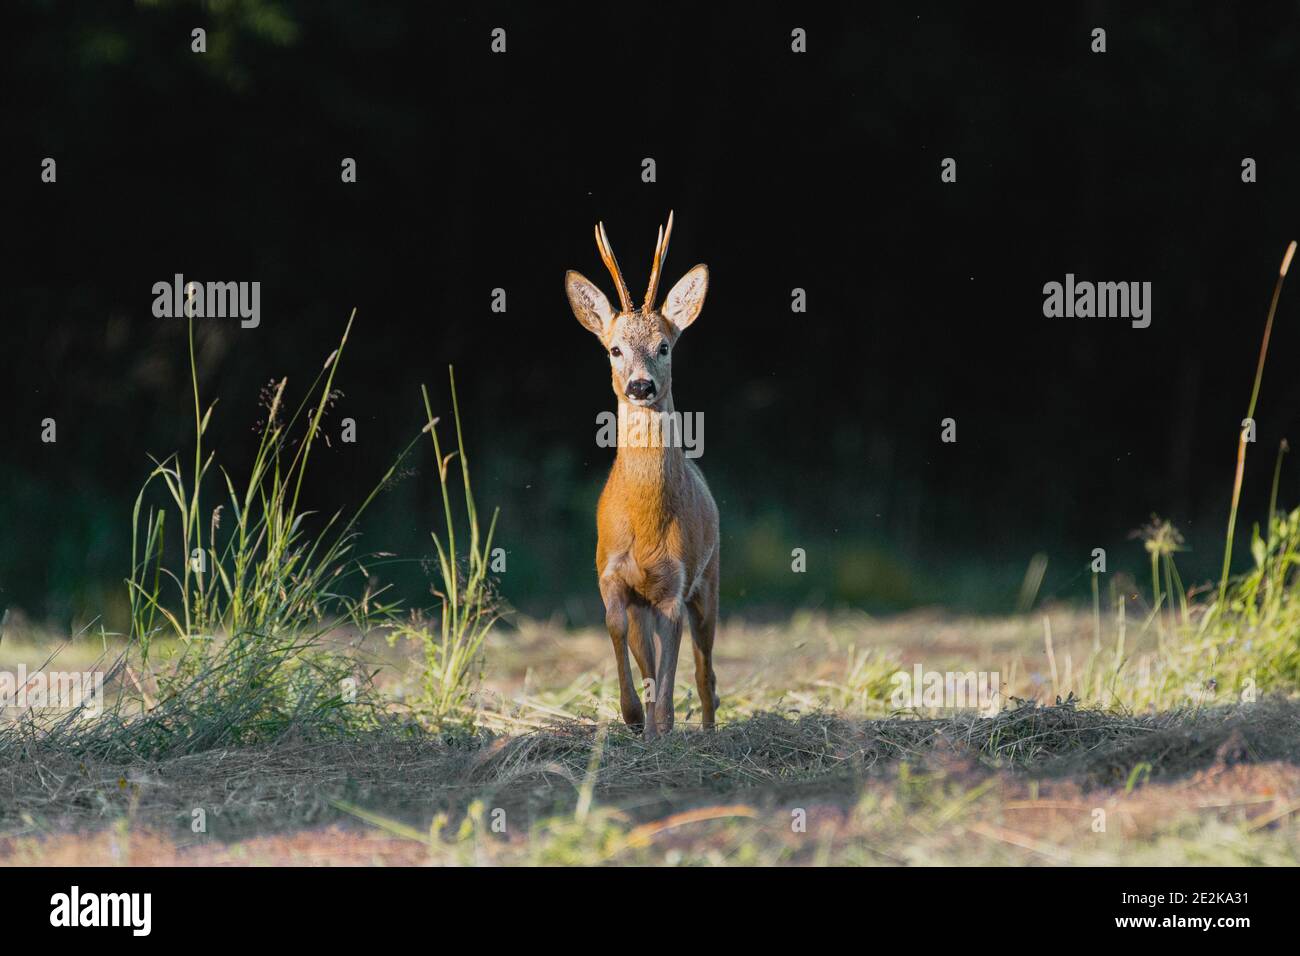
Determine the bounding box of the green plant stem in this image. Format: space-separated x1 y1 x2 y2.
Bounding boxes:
1218 249 1293 611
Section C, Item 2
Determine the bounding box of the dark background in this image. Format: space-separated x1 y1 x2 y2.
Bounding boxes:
5 1 1300 628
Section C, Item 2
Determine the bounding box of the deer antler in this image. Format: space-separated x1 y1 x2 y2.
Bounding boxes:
644 210 674 310
595 221 634 313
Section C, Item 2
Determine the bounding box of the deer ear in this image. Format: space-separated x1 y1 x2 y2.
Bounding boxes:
662 264 708 332
566 270 615 339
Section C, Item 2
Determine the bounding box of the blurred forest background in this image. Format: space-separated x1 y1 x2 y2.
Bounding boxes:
5 1 1300 629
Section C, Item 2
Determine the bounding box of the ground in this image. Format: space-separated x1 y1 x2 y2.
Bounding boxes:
2 609 1299 865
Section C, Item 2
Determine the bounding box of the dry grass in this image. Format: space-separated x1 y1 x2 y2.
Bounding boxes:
4 696 1299 865
5 607 1300 865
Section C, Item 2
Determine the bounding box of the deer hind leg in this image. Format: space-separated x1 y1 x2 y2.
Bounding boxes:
687 567 720 730
601 583 644 732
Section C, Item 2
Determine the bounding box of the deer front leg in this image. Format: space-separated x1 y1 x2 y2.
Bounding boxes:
600 581 644 732
649 598 684 738
624 603 658 739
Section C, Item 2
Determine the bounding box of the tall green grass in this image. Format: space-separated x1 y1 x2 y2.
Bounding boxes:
4 312 505 758
1217 241 1297 610
385 369 501 730
128 310 413 653
89 311 436 756
1089 242 1300 710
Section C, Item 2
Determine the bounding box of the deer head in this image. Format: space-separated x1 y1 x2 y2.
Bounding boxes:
565 211 709 408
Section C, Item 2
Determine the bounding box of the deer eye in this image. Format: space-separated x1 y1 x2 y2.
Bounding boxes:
609 346 622 358
657 343 669 356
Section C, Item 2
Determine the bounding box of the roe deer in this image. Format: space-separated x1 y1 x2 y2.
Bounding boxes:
565 211 720 740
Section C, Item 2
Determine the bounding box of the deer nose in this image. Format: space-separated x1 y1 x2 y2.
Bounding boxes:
626 379 657 400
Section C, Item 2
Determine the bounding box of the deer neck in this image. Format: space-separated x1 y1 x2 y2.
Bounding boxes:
613 392 685 490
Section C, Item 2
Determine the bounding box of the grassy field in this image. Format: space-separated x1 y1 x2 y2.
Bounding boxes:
2 609 1299 866
4 291 1300 867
